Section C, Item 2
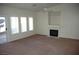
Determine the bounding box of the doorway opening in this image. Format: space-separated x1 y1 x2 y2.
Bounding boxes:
0 17 7 44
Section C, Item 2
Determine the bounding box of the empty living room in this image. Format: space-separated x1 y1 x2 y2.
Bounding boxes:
0 3 79 55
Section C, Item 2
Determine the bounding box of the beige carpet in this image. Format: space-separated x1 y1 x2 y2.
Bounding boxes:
0 34 79 55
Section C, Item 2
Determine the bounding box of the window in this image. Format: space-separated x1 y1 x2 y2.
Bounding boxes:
20 17 27 32
0 17 6 32
10 17 19 34
28 17 33 31
10 16 33 34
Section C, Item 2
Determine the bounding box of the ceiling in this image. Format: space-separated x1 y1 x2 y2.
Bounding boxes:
0 3 59 11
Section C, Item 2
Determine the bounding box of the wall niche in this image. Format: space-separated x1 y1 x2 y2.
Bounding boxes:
48 11 62 26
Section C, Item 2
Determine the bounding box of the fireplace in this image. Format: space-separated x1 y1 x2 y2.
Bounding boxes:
50 29 58 37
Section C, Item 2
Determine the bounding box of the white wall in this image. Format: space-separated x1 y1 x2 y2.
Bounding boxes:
36 4 79 39
0 6 36 43
60 4 79 39
35 11 49 35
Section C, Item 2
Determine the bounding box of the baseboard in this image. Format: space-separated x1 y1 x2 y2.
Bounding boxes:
47 35 79 40
59 37 79 40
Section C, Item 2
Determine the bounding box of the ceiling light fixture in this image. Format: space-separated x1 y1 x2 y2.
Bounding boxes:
44 8 48 11
32 4 37 7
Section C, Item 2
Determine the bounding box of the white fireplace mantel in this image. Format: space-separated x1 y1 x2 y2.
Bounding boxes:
48 25 61 37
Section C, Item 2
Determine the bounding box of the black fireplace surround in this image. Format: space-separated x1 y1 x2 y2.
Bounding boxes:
50 29 58 37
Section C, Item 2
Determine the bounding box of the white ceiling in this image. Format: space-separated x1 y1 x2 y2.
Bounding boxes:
0 3 59 11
